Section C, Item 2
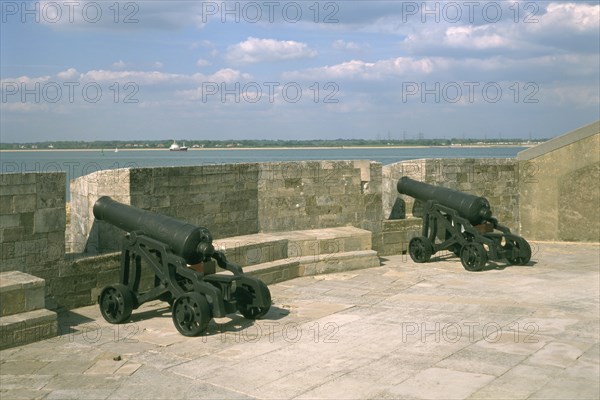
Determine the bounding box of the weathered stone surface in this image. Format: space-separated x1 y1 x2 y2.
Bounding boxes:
33 208 66 234
518 122 599 242
0 271 46 317
0 173 66 309
0 308 57 350
1 242 597 400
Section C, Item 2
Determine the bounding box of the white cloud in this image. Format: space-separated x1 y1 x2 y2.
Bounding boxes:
80 70 179 84
225 37 317 64
112 60 127 69
2 68 250 91
285 57 439 81
57 68 79 80
176 69 255 101
0 75 51 85
332 40 360 51
401 2 600 57
537 3 600 33
196 58 211 67
443 26 511 50
153 61 164 69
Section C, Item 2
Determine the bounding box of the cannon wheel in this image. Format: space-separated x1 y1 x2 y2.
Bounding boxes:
99 284 135 324
460 243 488 271
450 244 462 258
172 293 211 336
505 236 532 265
409 236 433 263
237 281 271 320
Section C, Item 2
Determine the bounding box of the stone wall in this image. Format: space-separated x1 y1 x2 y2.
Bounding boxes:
69 168 131 254
70 161 384 255
257 161 383 250
517 120 600 242
129 164 259 239
0 172 66 274
70 164 260 255
382 158 520 232
0 172 66 306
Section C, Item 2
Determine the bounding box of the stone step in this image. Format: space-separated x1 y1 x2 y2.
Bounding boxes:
0 271 46 317
286 227 372 259
244 258 300 285
242 250 380 285
0 271 58 349
213 236 288 267
212 227 374 268
298 249 380 276
0 308 58 350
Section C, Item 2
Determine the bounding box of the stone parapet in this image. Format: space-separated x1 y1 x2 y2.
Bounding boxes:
382 158 520 233
517 121 600 242
380 218 423 256
0 271 57 349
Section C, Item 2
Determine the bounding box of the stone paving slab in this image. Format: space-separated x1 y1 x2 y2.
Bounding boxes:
1 241 599 399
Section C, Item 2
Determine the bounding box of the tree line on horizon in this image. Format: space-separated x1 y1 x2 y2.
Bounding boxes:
0 138 545 150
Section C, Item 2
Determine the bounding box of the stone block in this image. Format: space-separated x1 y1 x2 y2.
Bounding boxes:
0 227 25 242
0 173 24 185
0 214 20 228
33 207 66 234
12 194 37 213
1 242 16 260
0 184 36 196
0 195 13 214
0 271 46 317
19 212 34 228
0 308 57 350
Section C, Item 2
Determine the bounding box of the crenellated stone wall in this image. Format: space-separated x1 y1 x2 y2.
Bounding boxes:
382 158 520 232
69 160 384 256
0 172 66 278
257 160 383 249
69 164 259 255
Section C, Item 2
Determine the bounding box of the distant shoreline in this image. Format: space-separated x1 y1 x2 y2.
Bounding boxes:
0 144 534 152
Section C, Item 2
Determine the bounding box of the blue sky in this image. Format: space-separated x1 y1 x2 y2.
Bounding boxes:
1 1 599 142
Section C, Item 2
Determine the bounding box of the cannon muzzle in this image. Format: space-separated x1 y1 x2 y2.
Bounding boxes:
397 177 492 225
93 196 214 264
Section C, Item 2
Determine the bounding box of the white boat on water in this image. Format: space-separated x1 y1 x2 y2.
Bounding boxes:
169 140 188 151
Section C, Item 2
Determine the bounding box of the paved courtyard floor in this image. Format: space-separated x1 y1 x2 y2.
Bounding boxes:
1 241 599 399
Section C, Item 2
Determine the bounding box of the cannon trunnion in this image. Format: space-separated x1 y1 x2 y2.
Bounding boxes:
93 196 271 336
397 177 531 271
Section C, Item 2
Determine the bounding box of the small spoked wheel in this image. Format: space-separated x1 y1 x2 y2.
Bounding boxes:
460 243 488 271
237 281 271 320
504 236 532 265
99 284 135 324
172 293 211 336
409 236 433 263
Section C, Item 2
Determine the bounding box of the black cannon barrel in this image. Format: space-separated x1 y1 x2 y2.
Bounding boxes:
397 177 492 225
93 196 213 264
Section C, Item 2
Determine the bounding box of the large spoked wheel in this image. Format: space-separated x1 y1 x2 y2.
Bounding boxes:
99 284 135 324
409 236 433 263
460 243 488 271
237 281 271 320
172 293 211 337
504 236 532 265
